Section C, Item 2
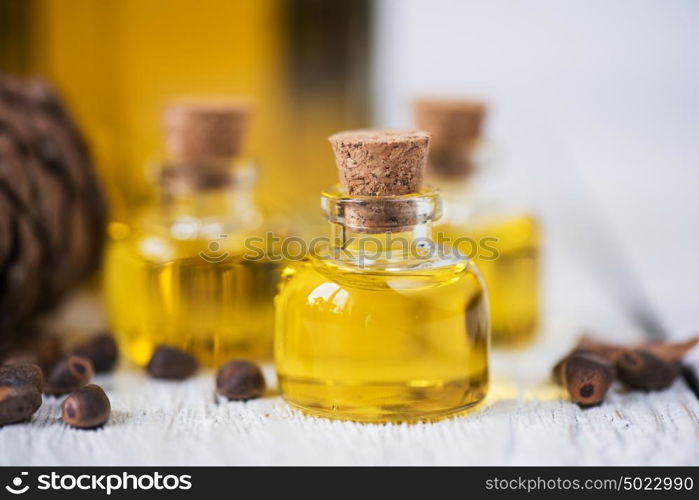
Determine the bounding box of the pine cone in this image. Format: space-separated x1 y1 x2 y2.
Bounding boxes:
0 74 107 344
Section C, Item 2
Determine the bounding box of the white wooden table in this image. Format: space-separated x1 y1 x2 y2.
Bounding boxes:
2 262 699 466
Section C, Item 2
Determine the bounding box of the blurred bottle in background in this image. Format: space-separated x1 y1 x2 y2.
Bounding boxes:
413 98 540 347
105 99 289 366
0 0 371 225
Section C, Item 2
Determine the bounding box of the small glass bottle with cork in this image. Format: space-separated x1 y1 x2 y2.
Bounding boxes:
413 98 540 347
104 99 287 366
275 130 490 422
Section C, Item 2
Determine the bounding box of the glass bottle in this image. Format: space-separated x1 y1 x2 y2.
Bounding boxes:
275 130 489 422
104 101 286 366
414 99 540 347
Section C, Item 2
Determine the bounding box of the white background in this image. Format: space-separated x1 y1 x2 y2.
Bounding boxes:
372 0 699 337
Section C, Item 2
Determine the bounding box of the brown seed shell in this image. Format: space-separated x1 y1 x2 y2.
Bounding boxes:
638 336 699 364
61 384 110 429
0 384 42 425
576 335 626 363
216 360 266 401
553 350 615 406
146 346 198 380
44 355 93 395
615 349 679 391
2 334 63 376
0 363 43 392
73 334 118 373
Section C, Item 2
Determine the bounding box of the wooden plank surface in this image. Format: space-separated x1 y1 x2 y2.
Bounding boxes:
2 360 698 465
2 280 698 466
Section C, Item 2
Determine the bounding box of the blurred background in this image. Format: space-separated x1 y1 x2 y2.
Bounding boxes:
2 0 697 337
0 0 372 215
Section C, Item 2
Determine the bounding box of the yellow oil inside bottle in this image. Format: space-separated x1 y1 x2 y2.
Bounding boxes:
105 208 283 367
274 251 489 423
439 214 539 346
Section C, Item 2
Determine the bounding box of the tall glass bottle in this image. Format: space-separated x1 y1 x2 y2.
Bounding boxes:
275 130 489 422
414 98 540 347
105 100 285 366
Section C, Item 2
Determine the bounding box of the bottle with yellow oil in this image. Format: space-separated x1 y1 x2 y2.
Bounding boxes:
275 130 489 423
105 100 286 366
413 98 540 347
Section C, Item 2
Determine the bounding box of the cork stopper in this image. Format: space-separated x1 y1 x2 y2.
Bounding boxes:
163 99 250 163
329 130 430 196
412 98 486 177
328 130 431 232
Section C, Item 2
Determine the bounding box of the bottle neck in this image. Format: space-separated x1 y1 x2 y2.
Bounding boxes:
432 155 509 226
426 139 492 189
330 221 434 249
327 222 437 266
157 159 259 222
320 185 443 264
161 185 254 219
